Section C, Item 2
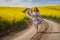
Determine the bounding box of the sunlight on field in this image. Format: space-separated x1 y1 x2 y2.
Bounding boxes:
0 7 26 22
38 6 60 18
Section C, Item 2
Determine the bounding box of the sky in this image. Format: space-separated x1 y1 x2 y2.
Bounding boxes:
0 0 60 8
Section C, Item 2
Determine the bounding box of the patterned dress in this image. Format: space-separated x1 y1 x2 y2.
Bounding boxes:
31 12 41 25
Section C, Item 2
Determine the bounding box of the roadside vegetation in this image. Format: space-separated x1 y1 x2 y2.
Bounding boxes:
0 17 28 33
41 15 60 23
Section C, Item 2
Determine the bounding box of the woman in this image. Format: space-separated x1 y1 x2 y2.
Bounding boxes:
32 7 42 33
24 7 41 34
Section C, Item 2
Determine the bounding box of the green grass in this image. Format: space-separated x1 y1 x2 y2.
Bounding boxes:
0 17 29 33
41 15 60 23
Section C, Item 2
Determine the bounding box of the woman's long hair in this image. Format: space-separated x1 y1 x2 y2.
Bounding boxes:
34 7 39 12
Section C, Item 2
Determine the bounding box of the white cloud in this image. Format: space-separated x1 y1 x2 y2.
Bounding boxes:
0 0 33 8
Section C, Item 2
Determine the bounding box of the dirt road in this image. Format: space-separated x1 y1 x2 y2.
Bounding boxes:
38 19 60 40
0 19 60 40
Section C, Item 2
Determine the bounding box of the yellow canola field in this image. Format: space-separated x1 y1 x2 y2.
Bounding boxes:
37 6 60 18
0 7 26 22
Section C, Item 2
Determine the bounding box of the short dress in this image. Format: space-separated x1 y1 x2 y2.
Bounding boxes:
31 12 41 25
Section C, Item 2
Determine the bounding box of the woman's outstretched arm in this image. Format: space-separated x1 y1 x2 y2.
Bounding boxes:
26 8 32 19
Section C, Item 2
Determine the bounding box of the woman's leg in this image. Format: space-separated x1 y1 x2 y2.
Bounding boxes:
34 24 38 34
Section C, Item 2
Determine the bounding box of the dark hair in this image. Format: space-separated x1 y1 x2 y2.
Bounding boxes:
23 8 29 13
34 7 39 12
